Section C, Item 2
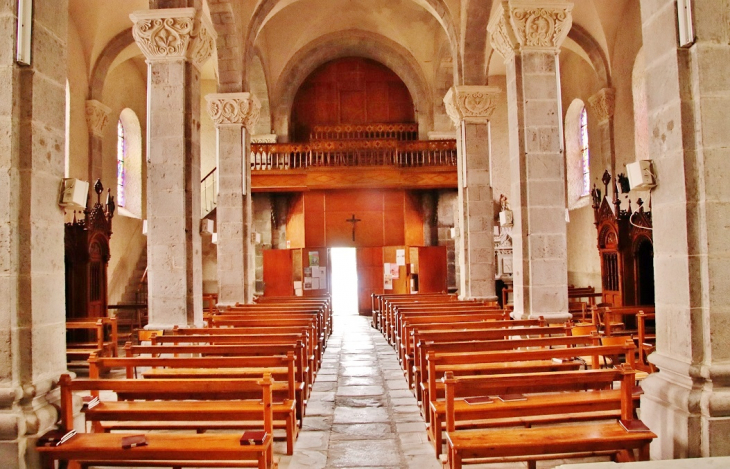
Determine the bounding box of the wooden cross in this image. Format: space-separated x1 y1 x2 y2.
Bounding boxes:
345 214 361 241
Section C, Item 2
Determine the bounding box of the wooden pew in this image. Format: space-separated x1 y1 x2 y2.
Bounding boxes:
637 311 656 372
88 353 298 453
230 301 332 337
372 293 454 330
424 342 637 457
66 317 118 368
442 366 655 469
423 335 599 455
593 305 656 336
38 373 276 469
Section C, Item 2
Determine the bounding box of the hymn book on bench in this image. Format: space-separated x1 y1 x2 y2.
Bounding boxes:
240 431 268 445
464 396 494 405
497 394 527 402
121 434 148 449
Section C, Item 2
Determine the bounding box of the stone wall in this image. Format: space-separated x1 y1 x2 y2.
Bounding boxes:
437 189 458 291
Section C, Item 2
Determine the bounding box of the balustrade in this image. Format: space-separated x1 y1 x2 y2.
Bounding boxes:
310 123 418 141
250 139 456 171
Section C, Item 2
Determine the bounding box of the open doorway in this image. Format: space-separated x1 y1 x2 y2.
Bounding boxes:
330 247 359 316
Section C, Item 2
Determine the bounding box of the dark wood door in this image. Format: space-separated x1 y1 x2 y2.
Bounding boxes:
417 246 447 293
263 249 294 297
356 247 383 314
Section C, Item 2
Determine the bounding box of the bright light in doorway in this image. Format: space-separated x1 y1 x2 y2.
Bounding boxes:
330 248 358 316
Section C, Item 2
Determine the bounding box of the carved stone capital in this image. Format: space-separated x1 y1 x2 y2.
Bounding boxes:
205 93 261 131
489 1 573 59
130 7 215 69
85 100 112 137
130 8 196 61
588 88 616 124
443 86 502 126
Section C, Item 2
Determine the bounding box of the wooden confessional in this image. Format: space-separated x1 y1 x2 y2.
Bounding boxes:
64 180 115 319
592 171 654 307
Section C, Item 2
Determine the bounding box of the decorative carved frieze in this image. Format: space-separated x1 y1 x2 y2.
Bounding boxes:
488 1 573 59
85 100 112 137
443 86 502 125
251 134 278 144
205 92 261 131
588 88 616 124
130 8 215 68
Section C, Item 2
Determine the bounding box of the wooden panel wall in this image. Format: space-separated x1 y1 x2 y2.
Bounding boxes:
287 194 305 248
291 57 415 141
290 189 424 248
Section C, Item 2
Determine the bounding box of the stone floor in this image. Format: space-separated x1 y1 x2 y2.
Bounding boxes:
275 313 610 469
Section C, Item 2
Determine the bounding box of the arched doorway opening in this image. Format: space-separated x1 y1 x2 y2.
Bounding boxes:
635 237 654 306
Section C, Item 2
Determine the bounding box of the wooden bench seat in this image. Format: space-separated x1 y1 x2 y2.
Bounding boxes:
66 318 118 367
39 373 277 469
442 366 655 468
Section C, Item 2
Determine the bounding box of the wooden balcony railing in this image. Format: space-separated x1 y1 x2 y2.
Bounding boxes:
250 139 456 171
310 123 419 141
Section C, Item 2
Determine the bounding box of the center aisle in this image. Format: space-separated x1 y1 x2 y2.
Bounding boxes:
278 313 441 469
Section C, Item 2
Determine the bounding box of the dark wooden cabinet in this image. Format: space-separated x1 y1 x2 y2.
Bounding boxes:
593 172 654 307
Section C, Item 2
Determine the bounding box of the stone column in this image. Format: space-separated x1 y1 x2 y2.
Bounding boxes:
85 99 112 182
488 1 573 321
131 7 215 328
205 93 261 306
638 0 730 458
587 88 616 179
444 86 502 301
0 2 68 467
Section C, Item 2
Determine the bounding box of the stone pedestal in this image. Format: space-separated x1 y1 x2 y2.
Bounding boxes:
0 2 69 467
85 99 112 182
206 93 261 306
488 1 573 321
444 86 501 301
637 0 730 458
131 7 215 328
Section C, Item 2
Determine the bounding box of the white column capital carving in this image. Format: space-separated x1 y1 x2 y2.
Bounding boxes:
205 92 261 131
251 134 278 144
489 1 573 60
588 87 616 124
443 86 502 126
85 99 112 137
130 8 216 69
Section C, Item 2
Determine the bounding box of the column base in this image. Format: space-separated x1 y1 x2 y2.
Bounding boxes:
0 389 60 469
641 353 730 458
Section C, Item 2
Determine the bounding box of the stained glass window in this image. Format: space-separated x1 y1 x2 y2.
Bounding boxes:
579 107 590 196
117 119 126 207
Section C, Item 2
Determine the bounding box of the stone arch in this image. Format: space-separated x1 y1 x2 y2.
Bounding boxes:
208 0 245 92
244 0 461 86
460 0 493 85
88 28 134 100
249 50 272 135
271 30 433 141
567 24 611 88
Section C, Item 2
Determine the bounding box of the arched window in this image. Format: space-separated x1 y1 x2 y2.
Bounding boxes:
565 99 591 210
117 119 126 207
579 107 590 196
116 108 142 218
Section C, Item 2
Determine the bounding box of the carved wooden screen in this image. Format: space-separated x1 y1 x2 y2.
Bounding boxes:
598 223 623 307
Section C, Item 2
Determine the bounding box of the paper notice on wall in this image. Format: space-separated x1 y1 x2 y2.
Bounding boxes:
311 267 320 278
311 277 320 290
384 273 393 290
294 281 303 290
396 249 406 266
304 267 312 277
303 277 313 290
318 267 327 286
295 288 303 297
308 251 320 266
390 263 400 279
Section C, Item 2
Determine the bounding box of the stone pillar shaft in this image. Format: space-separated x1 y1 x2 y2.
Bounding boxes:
638 0 730 458
131 7 214 328
206 93 261 305
588 88 616 183
488 1 573 321
0 2 68 466
444 86 501 300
